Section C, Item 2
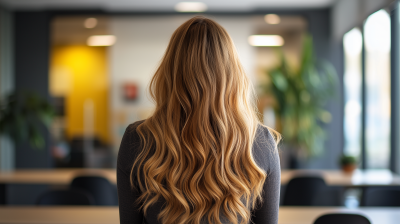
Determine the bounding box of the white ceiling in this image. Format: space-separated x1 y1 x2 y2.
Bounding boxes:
0 0 336 11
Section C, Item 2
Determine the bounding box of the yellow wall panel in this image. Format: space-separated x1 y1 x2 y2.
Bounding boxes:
50 45 110 143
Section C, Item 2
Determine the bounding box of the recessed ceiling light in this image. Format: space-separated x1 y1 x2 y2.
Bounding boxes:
265 14 281 25
84 18 98 29
175 2 207 12
87 35 116 46
248 35 284 47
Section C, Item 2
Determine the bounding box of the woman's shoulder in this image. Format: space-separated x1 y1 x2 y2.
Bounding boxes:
126 119 146 133
253 124 280 172
118 120 146 156
117 120 146 173
255 124 278 146
124 120 146 141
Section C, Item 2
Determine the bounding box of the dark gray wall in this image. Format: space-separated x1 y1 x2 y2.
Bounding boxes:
307 38 344 169
390 2 400 174
6 11 53 205
14 11 52 168
304 9 344 169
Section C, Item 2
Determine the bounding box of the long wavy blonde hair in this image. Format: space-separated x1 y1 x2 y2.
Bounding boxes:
131 16 278 224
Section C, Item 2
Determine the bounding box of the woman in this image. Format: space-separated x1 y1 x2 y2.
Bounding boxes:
117 16 281 224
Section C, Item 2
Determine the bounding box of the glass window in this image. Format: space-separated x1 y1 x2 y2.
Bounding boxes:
343 28 363 160
364 9 391 169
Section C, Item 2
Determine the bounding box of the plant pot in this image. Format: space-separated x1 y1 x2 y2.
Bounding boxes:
341 164 356 174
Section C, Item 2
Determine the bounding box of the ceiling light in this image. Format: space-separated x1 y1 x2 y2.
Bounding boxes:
265 14 281 24
175 2 207 12
248 35 284 47
87 35 116 46
84 18 98 29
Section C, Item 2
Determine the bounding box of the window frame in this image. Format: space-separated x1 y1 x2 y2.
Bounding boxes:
343 5 399 172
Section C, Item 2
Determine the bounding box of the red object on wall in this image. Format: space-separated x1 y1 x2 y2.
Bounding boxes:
123 83 138 100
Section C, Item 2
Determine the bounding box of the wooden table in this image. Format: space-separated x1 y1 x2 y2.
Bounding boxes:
0 206 399 224
0 169 116 204
1 168 399 186
278 207 400 224
0 169 116 185
1 168 399 204
281 169 400 186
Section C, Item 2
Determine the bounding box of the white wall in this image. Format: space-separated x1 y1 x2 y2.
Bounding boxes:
109 15 256 149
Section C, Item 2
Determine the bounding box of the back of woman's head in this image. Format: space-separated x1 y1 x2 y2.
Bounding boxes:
133 16 270 224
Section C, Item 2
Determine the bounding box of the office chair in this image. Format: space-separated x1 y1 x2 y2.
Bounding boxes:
282 176 328 206
314 213 371 224
36 189 95 205
70 176 118 206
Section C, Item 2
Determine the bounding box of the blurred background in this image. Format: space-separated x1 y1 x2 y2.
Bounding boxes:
0 0 399 212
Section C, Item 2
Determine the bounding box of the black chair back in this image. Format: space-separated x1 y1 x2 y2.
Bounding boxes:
282 176 327 206
37 189 95 205
362 187 400 206
70 176 118 206
314 213 371 224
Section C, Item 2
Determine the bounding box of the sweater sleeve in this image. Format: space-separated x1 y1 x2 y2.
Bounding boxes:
251 126 281 224
117 123 144 224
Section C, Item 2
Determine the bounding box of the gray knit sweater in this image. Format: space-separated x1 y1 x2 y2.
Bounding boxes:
117 120 280 224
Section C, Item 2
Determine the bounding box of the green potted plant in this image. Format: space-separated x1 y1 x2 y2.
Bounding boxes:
339 155 357 174
262 34 338 164
0 91 55 149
